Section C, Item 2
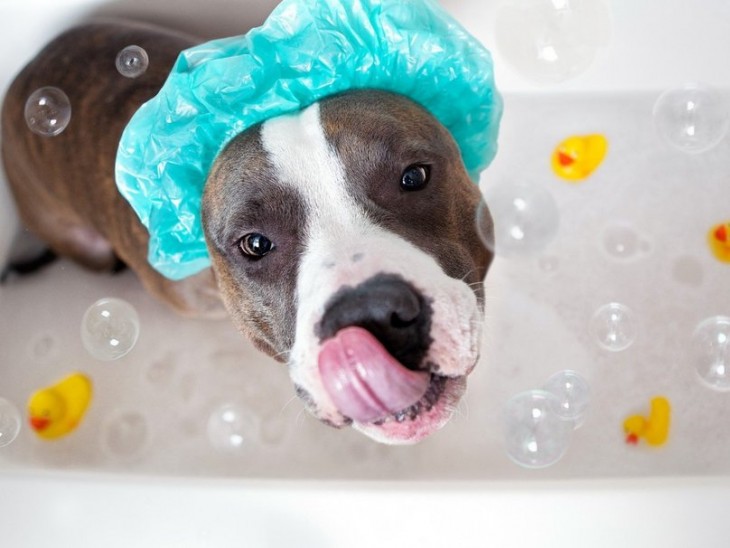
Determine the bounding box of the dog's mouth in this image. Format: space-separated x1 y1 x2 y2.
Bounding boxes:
317 325 467 443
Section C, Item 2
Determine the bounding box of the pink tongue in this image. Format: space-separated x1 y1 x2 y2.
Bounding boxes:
318 326 430 423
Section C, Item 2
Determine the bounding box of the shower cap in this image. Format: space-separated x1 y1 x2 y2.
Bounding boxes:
115 0 503 280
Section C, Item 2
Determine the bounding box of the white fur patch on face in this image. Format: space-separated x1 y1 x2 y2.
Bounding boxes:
260 103 481 440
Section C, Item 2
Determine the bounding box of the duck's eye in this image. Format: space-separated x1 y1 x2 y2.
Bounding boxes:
239 233 274 259
400 164 430 191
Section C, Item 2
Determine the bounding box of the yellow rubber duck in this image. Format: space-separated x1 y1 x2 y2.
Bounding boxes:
28 372 93 440
708 222 730 263
623 396 671 447
551 134 608 181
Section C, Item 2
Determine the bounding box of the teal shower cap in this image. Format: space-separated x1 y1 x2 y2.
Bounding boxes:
115 0 503 280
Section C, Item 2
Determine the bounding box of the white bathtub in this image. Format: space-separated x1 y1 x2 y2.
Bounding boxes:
2 0 730 546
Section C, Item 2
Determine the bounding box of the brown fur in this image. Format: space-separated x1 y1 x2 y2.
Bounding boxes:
2 23 492 370
2 22 223 317
201 90 492 363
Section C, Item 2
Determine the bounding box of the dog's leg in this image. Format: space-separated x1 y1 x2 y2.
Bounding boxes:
0 249 57 282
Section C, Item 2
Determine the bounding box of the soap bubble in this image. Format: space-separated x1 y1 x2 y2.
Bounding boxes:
103 411 149 458
691 316 730 391
538 255 560 273
590 302 636 351
0 398 21 448
503 390 572 468
543 370 590 428
653 83 730 154
477 182 559 257
24 86 71 137
115 45 149 78
495 0 612 83
207 403 259 454
28 332 58 361
81 298 140 361
602 223 641 260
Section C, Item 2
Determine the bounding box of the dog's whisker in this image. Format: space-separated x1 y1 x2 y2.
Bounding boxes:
278 393 301 415
270 348 292 361
294 407 309 427
451 400 469 420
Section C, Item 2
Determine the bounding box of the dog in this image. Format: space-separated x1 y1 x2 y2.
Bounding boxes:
1 21 493 444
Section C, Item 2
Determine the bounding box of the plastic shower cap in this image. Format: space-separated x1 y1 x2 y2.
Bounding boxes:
115 0 503 280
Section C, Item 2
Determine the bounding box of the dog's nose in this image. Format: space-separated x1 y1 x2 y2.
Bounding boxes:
316 273 432 371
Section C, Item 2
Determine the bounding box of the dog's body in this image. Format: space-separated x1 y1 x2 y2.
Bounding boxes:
2 22 493 443
2 23 224 316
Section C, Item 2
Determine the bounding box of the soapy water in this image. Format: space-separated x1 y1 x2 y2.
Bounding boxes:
543 370 590 428
538 255 560 273
590 302 636 352
503 390 573 468
207 403 260 454
24 86 71 136
692 316 730 392
653 83 730 154
81 298 140 361
0 398 21 448
115 45 149 78
477 182 559 257
671 255 704 287
601 223 642 260
495 0 612 83
102 411 149 458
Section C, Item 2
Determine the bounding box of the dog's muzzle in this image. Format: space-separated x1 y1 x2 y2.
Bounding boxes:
315 274 435 423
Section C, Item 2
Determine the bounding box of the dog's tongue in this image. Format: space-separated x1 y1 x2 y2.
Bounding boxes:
318 326 430 423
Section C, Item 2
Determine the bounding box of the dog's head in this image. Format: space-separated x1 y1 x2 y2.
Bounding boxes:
202 90 493 444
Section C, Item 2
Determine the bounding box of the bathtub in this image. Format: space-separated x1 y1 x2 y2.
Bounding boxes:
2 0 730 546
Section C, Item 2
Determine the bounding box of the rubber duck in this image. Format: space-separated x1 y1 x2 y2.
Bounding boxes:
28 372 93 440
708 222 730 263
551 134 608 181
623 396 671 447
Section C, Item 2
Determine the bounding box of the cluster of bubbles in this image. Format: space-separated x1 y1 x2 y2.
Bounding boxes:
24 45 149 137
81 298 140 361
503 370 590 468
476 13 730 467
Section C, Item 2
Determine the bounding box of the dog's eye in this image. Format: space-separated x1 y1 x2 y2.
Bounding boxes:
239 233 275 259
400 164 430 191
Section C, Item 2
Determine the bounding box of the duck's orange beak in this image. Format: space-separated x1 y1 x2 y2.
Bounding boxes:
557 150 575 166
625 433 639 445
714 224 727 243
30 416 50 431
